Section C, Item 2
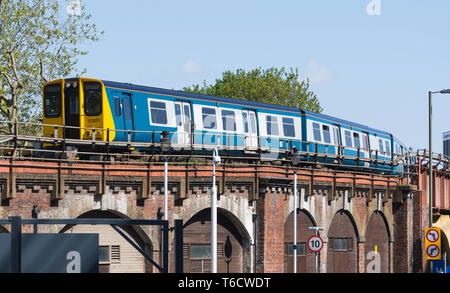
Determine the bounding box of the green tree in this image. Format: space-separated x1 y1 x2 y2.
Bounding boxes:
183 67 322 113
0 0 102 134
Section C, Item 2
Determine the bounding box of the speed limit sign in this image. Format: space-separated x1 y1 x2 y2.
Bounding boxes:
307 235 324 253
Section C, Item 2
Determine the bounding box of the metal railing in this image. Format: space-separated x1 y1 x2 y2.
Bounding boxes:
0 120 418 176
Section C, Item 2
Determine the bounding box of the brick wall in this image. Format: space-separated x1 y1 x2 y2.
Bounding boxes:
256 190 286 273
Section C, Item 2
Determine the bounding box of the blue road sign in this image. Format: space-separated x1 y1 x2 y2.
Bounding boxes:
0 234 99 273
432 259 449 273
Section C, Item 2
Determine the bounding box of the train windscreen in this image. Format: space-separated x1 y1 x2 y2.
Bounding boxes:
83 82 102 116
43 84 62 118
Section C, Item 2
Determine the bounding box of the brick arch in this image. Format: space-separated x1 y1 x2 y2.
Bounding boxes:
46 192 145 222
359 209 394 243
365 211 390 273
284 209 317 273
178 207 251 273
327 210 359 273
178 193 253 241
59 209 155 273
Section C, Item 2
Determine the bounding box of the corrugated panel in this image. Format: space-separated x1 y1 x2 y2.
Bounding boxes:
217 243 224 257
347 237 353 252
183 244 190 256
111 245 120 263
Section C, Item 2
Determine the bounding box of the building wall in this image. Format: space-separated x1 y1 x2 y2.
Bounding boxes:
66 223 146 273
443 131 450 157
0 161 426 273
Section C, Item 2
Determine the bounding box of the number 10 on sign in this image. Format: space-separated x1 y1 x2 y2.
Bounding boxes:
307 235 324 253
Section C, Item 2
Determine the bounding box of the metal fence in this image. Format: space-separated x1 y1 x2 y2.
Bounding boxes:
0 120 421 175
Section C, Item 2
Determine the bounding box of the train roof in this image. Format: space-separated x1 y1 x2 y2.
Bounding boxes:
83 78 392 138
302 109 391 137
101 80 302 114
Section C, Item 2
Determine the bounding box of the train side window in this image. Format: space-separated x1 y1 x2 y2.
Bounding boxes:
221 110 236 132
243 112 249 133
114 97 121 117
385 140 390 155
353 133 360 148
312 122 321 141
378 139 384 153
282 117 295 138
123 97 132 121
344 130 352 147
249 112 256 134
363 135 369 150
333 128 340 146
322 125 331 144
175 104 182 126
183 105 191 126
202 107 217 130
266 115 279 136
150 101 168 125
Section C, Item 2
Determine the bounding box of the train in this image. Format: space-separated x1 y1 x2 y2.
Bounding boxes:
42 77 409 174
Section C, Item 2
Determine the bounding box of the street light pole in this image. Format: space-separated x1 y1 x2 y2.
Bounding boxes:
429 91 433 228
164 159 168 222
293 172 297 274
428 89 450 228
212 148 221 273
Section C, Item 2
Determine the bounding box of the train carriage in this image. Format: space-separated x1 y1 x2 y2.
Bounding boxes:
301 110 398 173
42 77 405 175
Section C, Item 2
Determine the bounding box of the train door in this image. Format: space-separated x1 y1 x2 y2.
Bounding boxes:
121 93 135 142
175 101 192 147
332 124 341 155
64 82 80 139
361 132 370 167
242 110 258 151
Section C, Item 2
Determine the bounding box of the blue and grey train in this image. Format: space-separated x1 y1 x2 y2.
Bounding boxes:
42 77 408 174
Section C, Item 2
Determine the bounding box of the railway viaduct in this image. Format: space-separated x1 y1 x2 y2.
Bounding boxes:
0 151 446 273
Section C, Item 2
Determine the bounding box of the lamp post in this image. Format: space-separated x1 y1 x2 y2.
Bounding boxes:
161 131 171 222
429 90 450 228
160 131 171 269
291 147 301 273
212 148 221 273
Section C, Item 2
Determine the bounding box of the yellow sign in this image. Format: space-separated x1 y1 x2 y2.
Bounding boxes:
425 228 441 260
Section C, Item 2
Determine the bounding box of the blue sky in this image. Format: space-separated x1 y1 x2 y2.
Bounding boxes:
72 0 450 154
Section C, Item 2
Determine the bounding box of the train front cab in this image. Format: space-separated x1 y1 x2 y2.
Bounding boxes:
43 78 115 145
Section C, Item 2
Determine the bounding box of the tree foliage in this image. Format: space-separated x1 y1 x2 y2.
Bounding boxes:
183 67 322 113
0 0 102 133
